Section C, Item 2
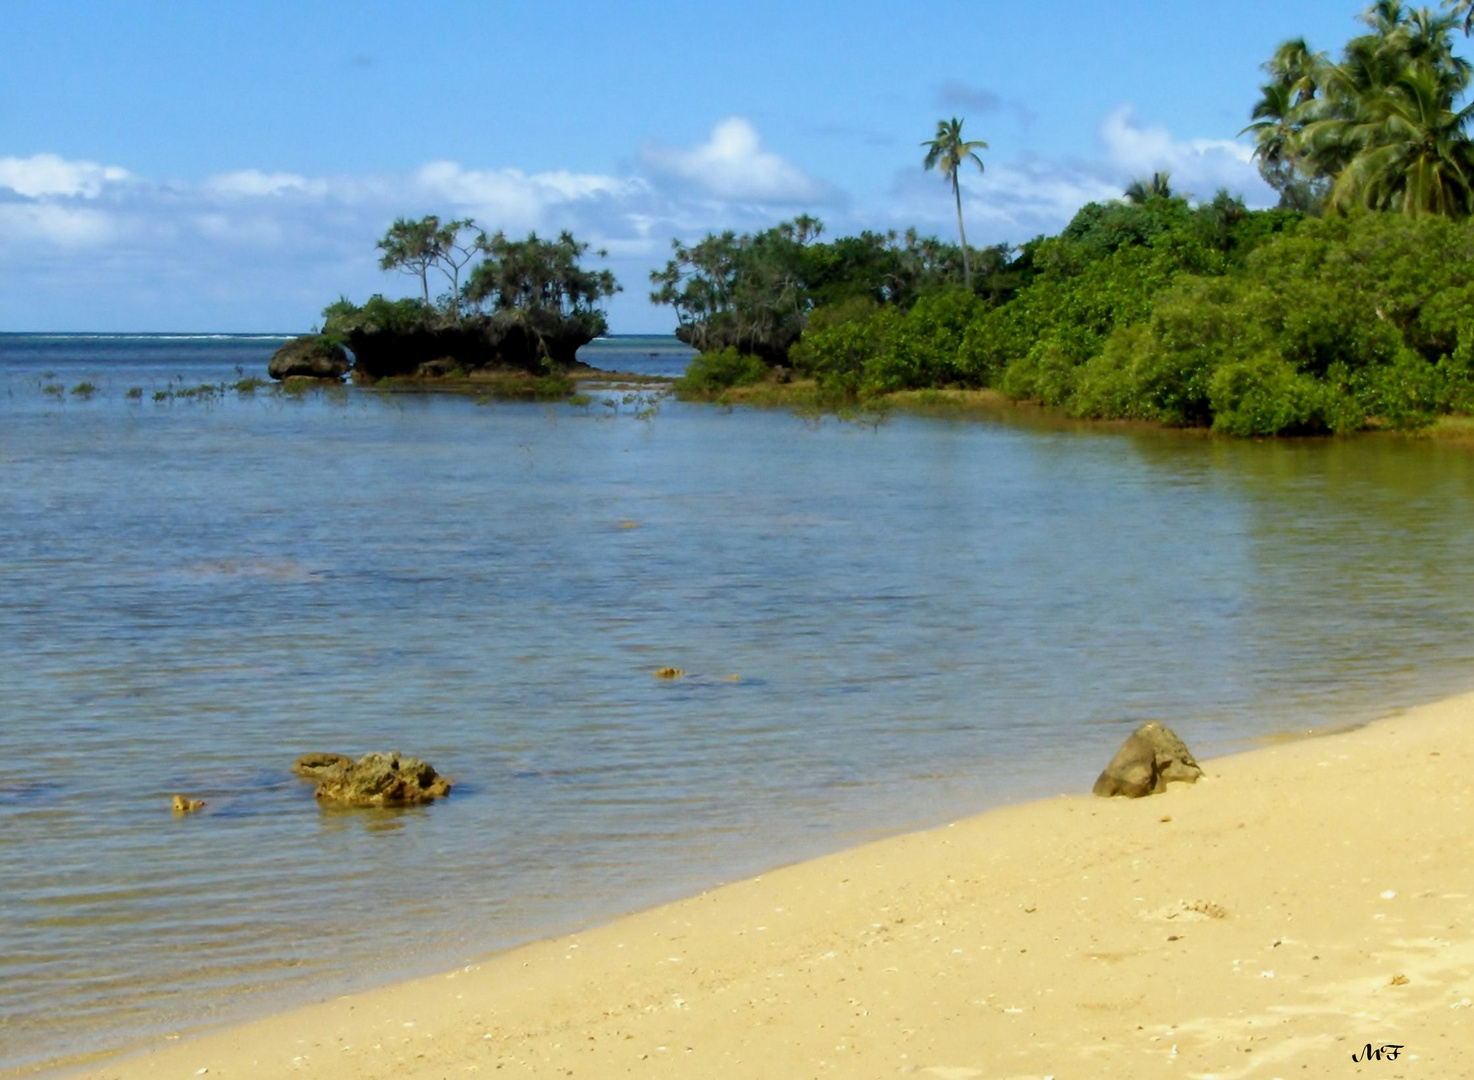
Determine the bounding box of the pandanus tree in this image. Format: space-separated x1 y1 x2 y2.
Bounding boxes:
464 230 620 338
376 215 480 318
922 117 988 287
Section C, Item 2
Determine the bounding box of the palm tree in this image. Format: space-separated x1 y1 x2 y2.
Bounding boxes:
1445 0 1474 34
1123 171 1175 204
922 117 988 287
1324 63 1474 216
1249 4 1474 218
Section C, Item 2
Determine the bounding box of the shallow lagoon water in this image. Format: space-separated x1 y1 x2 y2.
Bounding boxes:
3 335 1474 1072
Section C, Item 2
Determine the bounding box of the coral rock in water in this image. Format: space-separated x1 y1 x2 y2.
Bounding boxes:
310 752 453 807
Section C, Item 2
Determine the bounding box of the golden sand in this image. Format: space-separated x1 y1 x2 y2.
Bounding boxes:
67 692 1474 1079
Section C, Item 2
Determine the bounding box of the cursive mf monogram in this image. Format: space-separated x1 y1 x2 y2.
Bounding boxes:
1352 1043 1405 1062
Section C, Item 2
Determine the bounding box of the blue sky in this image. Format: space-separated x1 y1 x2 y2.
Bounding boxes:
0 0 1454 332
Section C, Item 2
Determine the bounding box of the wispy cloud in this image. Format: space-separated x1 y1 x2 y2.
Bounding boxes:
205 170 330 199
935 80 1036 127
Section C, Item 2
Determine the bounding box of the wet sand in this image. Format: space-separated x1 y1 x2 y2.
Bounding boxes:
65 691 1474 1079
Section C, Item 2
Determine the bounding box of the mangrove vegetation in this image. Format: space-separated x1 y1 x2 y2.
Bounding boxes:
661 1 1474 435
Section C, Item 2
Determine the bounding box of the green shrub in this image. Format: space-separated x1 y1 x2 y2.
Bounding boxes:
791 307 898 395
1208 354 1341 436
858 289 983 395
673 347 769 395
1350 349 1440 430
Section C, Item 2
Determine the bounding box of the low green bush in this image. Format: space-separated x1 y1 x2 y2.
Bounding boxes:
673 346 770 395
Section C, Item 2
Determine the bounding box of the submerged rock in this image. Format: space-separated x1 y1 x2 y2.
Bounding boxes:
1093 721 1203 798
307 752 452 807
268 335 351 381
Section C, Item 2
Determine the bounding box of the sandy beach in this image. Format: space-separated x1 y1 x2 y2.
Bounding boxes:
60 692 1474 1080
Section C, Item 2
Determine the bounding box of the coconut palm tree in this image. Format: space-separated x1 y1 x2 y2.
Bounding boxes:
921 117 988 287
1324 62 1474 216
1123 171 1175 204
1445 0 1474 34
1249 3 1474 218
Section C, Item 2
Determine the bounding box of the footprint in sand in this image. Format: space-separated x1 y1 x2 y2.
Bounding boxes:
1142 899 1228 922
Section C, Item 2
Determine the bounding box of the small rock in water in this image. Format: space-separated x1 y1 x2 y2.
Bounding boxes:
292 752 355 779
172 794 205 814
1093 722 1203 798
267 335 349 381
310 752 452 807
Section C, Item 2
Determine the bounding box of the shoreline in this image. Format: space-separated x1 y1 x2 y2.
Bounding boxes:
48 690 1474 1079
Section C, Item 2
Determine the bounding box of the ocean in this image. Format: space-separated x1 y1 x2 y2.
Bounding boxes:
3 333 1474 1074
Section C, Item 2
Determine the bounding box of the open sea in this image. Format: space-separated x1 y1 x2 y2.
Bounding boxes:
4 332 1474 1075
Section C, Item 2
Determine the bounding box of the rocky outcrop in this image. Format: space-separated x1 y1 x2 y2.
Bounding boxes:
268 335 351 381
1093 721 1203 798
301 752 453 807
344 320 593 381
291 752 355 779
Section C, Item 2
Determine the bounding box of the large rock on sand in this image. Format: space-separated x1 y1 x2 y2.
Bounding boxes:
301 751 453 807
1093 721 1203 798
268 335 350 381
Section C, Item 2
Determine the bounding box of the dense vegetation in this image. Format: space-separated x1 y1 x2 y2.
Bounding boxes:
650 217 1018 369
315 217 620 382
660 1 1474 435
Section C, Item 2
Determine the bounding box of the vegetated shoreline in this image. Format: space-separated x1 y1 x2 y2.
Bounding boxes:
43 686 1474 1080
128 359 1474 445
669 376 1474 442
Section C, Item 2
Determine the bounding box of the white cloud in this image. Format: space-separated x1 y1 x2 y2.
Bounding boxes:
190 212 289 246
410 161 646 228
206 170 329 198
0 153 130 198
641 117 831 203
0 202 118 245
971 161 1123 233
1100 105 1270 204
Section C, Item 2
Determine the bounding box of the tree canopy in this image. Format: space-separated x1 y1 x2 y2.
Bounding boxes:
649 217 1019 365
1245 1 1474 216
325 216 620 380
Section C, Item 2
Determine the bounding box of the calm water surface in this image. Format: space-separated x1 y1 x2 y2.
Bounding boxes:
3 334 1474 1073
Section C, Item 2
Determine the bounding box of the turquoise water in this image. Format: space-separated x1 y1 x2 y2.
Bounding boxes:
3 335 1474 1074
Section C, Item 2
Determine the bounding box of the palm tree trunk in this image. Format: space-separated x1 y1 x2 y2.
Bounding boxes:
953 179 972 288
